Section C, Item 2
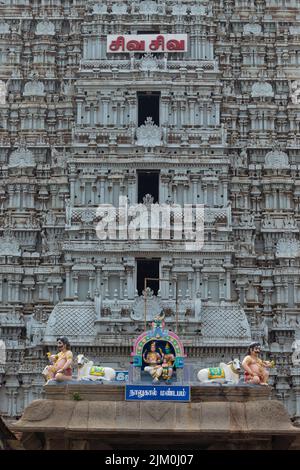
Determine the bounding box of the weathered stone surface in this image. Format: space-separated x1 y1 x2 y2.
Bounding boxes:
0 416 17 450
13 398 298 434
12 385 300 449
43 383 272 402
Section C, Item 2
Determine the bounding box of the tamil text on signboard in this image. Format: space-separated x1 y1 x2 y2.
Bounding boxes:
125 384 190 401
107 34 188 53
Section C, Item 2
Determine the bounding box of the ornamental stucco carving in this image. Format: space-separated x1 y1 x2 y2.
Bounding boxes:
292 341 300 367
24 80 45 97
289 26 300 35
276 238 300 258
139 53 159 71
264 150 289 169
92 3 108 14
0 21 10 34
131 290 163 321
111 3 127 14
243 23 262 35
9 145 35 168
0 80 6 105
81 209 96 224
190 4 206 15
251 81 274 98
0 231 21 256
139 1 158 15
239 212 255 228
172 4 187 16
36 20 55 36
289 81 300 104
136 117 162 147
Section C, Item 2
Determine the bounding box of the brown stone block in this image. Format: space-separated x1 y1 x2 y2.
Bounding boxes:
174 402 201 431
20 432 44 450
229 402 247 432
245 400 296 432
115 401 140 430
45 436 68 450
139 402 176 430
13 400 75 432
140 402 176 430
87 401 117 431
199 401 231 431
68 401 89 431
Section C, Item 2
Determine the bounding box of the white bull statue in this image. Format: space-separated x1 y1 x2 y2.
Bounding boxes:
77 354 116 382
197 359 241 384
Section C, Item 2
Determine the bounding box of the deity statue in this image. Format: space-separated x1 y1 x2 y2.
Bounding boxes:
221 123 228 145
42 337 73 383
161 343 175 383
240 147 248 167
242 342 274 385
289 80 300 105
150 311 167 338
143 341 163 383
40 228 49 254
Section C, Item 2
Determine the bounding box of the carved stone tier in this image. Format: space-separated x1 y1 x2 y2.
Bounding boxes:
12 384 300 450
43 382 271 403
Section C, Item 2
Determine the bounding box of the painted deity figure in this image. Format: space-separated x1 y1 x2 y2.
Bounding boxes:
43 336 73 383
242 342 274 385
143 341 163 383
151 311 167 338
161 343 175 383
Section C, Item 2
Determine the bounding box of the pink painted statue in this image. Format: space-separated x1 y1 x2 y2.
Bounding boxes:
43 337 73 383
242 342 274 385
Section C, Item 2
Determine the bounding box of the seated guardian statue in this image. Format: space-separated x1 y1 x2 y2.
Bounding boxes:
43 336 73 383
242 342 274 385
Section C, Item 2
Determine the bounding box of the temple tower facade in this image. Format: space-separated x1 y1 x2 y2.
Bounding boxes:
0 0 299 423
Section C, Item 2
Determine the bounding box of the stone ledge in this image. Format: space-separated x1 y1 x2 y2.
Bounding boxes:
43 383 272 402
12 386 300 449
12 398 298 435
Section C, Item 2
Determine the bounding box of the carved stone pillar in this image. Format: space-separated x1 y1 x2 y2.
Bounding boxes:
95 267 102 295
126 266 134 300
203 275 208 300
127 175 136 205
88 275 95 299
203 184 207 205
219 275 226 301
119 274 125 300
103 275 109 299
160 174 169 203
72 274 78 300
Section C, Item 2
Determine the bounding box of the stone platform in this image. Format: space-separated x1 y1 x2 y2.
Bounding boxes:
11 383 300 450
43 381 272 402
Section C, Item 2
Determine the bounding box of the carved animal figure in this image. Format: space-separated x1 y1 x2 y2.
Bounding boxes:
197 359 241 384
76 354 116 382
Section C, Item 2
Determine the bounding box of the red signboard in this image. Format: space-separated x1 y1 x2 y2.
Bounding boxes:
107 34 188 53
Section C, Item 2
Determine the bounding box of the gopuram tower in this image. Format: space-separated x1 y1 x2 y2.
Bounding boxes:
0 0 300 425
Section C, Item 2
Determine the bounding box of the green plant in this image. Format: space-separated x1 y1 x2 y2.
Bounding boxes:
72 392 82 401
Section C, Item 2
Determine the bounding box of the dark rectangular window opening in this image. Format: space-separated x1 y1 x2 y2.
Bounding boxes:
136 258 160 296
138 91 160 126
138 170 159 203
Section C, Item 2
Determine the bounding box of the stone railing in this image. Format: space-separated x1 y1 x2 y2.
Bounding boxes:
79 59 218 72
